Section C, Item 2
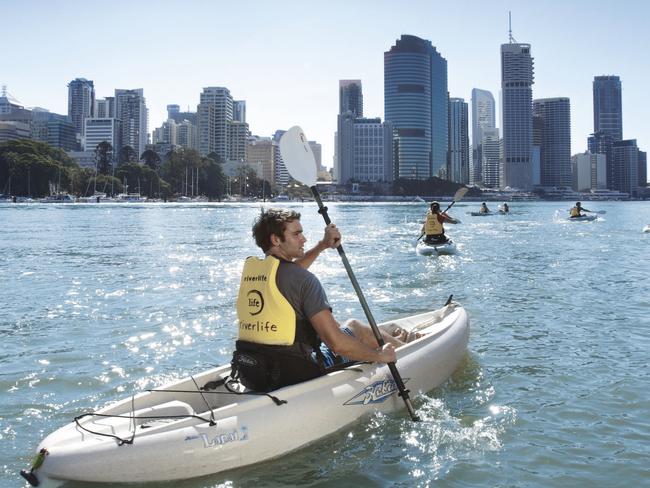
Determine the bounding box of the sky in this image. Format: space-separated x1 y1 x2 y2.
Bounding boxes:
4 0 649 170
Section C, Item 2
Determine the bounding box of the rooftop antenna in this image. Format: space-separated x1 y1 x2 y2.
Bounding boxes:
508 11 517 43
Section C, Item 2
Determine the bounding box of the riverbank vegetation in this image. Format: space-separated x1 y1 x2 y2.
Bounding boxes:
0 140 271 200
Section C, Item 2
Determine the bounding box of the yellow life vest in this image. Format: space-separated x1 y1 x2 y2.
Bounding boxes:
424 212 443 235
570 207 580 217
236 256 296 346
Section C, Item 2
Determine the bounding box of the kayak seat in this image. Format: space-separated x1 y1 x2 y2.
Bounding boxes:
134 400 194 427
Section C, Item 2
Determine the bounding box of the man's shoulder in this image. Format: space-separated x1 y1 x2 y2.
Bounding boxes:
278 260 316 280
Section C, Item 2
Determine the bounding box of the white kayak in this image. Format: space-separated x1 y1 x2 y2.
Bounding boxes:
567 214 597 222
643 225 650 233
22 303 470 486
416 239 457 255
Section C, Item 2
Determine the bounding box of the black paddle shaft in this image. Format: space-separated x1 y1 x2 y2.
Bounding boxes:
309 187 420 421
417 197 463 243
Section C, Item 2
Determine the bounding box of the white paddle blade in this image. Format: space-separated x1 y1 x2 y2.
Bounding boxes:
454 187 469 201
279 126 317 187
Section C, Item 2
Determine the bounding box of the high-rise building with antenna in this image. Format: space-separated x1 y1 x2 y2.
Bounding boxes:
500 14 534 189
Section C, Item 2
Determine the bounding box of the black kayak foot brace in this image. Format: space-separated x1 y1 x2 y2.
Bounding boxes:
20 448 48 486
20 469 40 486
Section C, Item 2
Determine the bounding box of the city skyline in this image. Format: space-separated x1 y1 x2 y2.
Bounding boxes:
4 0 649 175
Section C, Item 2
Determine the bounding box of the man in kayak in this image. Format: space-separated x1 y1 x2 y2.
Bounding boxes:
500 202 509 213
570 201 591 218
232 208 400 391
479 202 490 214
421 201 459 244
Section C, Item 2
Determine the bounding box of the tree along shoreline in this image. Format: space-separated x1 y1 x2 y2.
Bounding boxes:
0 140 273 201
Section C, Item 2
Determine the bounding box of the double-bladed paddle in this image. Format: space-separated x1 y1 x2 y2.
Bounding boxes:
279 126 420 422
416 186 468 244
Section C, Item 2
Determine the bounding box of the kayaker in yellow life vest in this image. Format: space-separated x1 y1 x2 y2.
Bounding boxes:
232 208 403 392
421 201 459 244
479 202 490 214
570 201 591 218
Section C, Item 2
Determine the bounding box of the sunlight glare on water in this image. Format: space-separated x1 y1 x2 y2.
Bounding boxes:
1 201 649 487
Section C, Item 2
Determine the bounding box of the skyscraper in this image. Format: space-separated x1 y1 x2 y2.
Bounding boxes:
533 97 571 188
68 78 95 137
336 78 392 184
471 88 496 185
481 128 501 188
233 100 246 123
114 89 148 157
339 80 363 117
167 104 180 119
638 151 647 187
593 76 622 141
84 118 122 154
571 152 606 191
95 97 115 118
384 35 448 179
500 41 534 189
336 113 393 184
611 139 639 196
448 98 469 184
197 87 233 158
592 75 623 188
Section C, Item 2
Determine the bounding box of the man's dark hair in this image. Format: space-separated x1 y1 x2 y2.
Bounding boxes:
252 208 302 252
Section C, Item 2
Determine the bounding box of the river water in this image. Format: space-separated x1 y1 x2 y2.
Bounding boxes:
1 201 649 487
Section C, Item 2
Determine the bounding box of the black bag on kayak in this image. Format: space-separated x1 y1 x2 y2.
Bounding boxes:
231 340 324 392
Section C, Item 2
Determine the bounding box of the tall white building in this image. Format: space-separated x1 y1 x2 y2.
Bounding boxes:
308 141 323 171
571 152 606 191
153 119 178 146
449 97 469 184
482 128 501 188
114 89 148 156
471 88 496 185
176 120 197 150
271 131 291 187
84 118 122 153
198 87 233 158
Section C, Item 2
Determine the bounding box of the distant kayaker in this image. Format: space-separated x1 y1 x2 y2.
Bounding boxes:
421 201 459 244
570 201 591 218
231 208 401 392
501 202 509 213
479 202 490 214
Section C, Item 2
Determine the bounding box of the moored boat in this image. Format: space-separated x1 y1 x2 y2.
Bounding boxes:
40 193 75 203
115 193 147 203
21 303 469 486
77 192 109 203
